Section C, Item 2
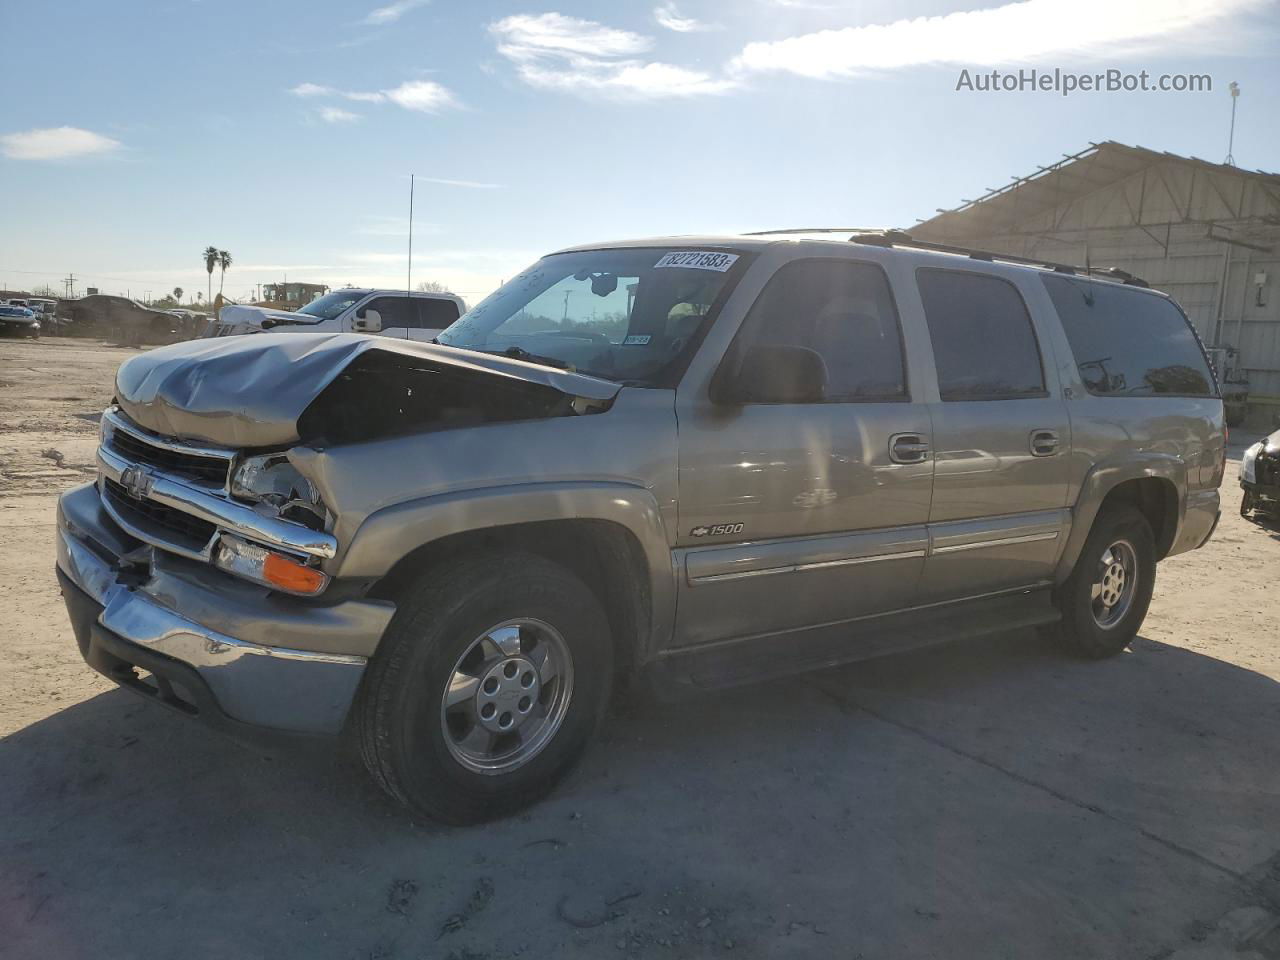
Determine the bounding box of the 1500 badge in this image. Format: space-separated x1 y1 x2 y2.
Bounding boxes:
690 523 745 538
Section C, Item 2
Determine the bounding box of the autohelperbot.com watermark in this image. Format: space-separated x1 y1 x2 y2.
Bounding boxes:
956 68 1212 96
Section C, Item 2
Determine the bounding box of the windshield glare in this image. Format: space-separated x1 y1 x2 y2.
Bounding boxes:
295 290 365 321
436 249 743 384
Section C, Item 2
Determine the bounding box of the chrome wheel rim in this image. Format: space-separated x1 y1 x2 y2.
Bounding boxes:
1091 539 1137 629
440 618 574 775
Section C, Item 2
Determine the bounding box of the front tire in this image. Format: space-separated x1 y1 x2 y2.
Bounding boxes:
356 552 613 824
1053 505 1156 659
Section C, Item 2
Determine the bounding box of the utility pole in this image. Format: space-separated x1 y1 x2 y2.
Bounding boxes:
1225 81 1240 166
63 274 76 298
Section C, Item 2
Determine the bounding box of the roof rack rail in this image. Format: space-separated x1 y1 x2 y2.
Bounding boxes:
743 227 891 237
848 230 1149 287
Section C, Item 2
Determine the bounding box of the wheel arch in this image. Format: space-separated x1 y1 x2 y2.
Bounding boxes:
342 483 675 669
1057 456 1185 583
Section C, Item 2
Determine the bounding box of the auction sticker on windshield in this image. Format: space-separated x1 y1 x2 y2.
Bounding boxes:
654 251 740 272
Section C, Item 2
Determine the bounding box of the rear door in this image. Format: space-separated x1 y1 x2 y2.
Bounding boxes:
914 267 1070 601
404 296 463 341
673 255 934 648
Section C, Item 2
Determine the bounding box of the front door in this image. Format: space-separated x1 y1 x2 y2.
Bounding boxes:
360 295 419 339
673 257 934 648
913 267 1071 602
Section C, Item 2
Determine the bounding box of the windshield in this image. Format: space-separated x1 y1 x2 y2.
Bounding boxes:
436 248 746 385
295 290 365 321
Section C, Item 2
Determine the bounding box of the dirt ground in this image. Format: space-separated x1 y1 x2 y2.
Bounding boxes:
1 337 1278 960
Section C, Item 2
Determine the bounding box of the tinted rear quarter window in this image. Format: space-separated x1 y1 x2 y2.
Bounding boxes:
1041 276 1216 397
417 298 460 329
916 269 1046 400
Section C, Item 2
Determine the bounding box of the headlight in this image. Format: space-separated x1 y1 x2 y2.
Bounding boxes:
1241 442 1261 485
231 453 327 529
214 535 329 596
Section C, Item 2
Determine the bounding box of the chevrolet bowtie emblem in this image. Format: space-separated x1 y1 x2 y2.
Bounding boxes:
119 464 155 500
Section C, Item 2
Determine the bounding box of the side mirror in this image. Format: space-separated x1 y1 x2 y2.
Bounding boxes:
353 307 382 333
717 344 828 404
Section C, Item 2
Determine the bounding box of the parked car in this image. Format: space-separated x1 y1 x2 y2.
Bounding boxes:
0 304 41 338
56 231 1225 823
209 288 466 340
59 294 188 344
1240 428 1280 522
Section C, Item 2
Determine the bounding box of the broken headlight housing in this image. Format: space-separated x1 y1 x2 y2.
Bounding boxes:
230 453 328 531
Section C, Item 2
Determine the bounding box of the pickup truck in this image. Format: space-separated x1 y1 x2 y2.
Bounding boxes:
56 231 1224 824
210 288 466 339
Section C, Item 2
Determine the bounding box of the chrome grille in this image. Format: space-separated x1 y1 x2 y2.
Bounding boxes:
102 477 218 551
104 410 234 487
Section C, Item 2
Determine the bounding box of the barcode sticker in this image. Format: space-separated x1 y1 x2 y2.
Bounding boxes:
653 251 739 272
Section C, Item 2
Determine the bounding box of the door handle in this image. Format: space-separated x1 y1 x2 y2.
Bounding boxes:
1030 429 1060 457
889 433 931 464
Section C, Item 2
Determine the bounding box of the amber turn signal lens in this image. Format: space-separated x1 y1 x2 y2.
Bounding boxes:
262 551 328 595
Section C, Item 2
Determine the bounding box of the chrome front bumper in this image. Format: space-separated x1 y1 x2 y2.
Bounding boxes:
56 483 392 734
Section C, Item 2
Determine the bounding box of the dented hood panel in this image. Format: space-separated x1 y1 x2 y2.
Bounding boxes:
114 332 622 448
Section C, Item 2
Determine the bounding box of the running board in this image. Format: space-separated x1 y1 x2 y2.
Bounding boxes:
648 588 1060 696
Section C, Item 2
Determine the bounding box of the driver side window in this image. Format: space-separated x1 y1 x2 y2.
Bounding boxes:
735 258 909 402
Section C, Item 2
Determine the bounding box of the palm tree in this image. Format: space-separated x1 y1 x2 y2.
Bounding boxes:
217 250 232 296
203 246 219 303
173 286 184 304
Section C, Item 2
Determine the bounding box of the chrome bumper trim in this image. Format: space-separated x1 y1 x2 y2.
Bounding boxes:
97 444 337 560
58 520 367 734
59 524 363 667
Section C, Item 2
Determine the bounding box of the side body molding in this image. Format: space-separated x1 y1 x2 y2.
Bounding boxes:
335 482 677 660
1055 453 1187 584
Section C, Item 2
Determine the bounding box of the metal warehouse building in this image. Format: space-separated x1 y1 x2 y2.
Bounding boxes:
912 141 1280 427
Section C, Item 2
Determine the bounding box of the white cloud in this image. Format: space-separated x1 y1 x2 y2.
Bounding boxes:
0 126 122 161
490 12 736 99
493 12 652 61
290 82 334 97
654 3 718 32
319 107 361 123
289 78 458 113
732 0 1269 78
383 79 457 112
418 176 502 189
363 0 430 25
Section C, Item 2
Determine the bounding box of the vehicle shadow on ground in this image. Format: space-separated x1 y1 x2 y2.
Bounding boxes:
3 629 1279 959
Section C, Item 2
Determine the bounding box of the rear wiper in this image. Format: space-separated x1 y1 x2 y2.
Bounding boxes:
489 345 571 370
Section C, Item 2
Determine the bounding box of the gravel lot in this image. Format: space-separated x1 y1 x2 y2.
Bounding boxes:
2 337 1278 959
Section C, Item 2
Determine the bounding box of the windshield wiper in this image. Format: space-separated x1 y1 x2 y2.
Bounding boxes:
487 345 572 370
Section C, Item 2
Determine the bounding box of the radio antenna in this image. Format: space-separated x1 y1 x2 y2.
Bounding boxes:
406 173 415 299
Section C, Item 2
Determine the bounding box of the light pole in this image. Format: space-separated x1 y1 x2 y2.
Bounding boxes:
1225 81 1240 166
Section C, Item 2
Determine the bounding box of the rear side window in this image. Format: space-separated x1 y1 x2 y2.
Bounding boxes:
737 258 907 401
1042 276 1217 397
917 269 1046 400
415 298 460 329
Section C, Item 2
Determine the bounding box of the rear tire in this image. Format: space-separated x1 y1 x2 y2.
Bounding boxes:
356 552 613 824
1052 505 1156 659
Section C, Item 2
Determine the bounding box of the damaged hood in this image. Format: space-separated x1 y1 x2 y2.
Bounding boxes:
214 304 321 334
114 332 622 448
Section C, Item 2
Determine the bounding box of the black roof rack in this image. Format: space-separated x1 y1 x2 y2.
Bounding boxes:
746 228 1149 287
851 231 1149 287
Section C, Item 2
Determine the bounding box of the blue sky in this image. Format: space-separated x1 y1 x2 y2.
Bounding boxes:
1 0 1278 305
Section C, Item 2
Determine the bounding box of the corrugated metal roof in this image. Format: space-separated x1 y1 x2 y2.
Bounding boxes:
915 141 1280 236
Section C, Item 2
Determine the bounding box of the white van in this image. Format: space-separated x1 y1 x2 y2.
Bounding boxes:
210 289 466 340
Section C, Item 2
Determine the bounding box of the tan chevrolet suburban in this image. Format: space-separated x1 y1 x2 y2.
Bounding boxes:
56 230 1225 823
